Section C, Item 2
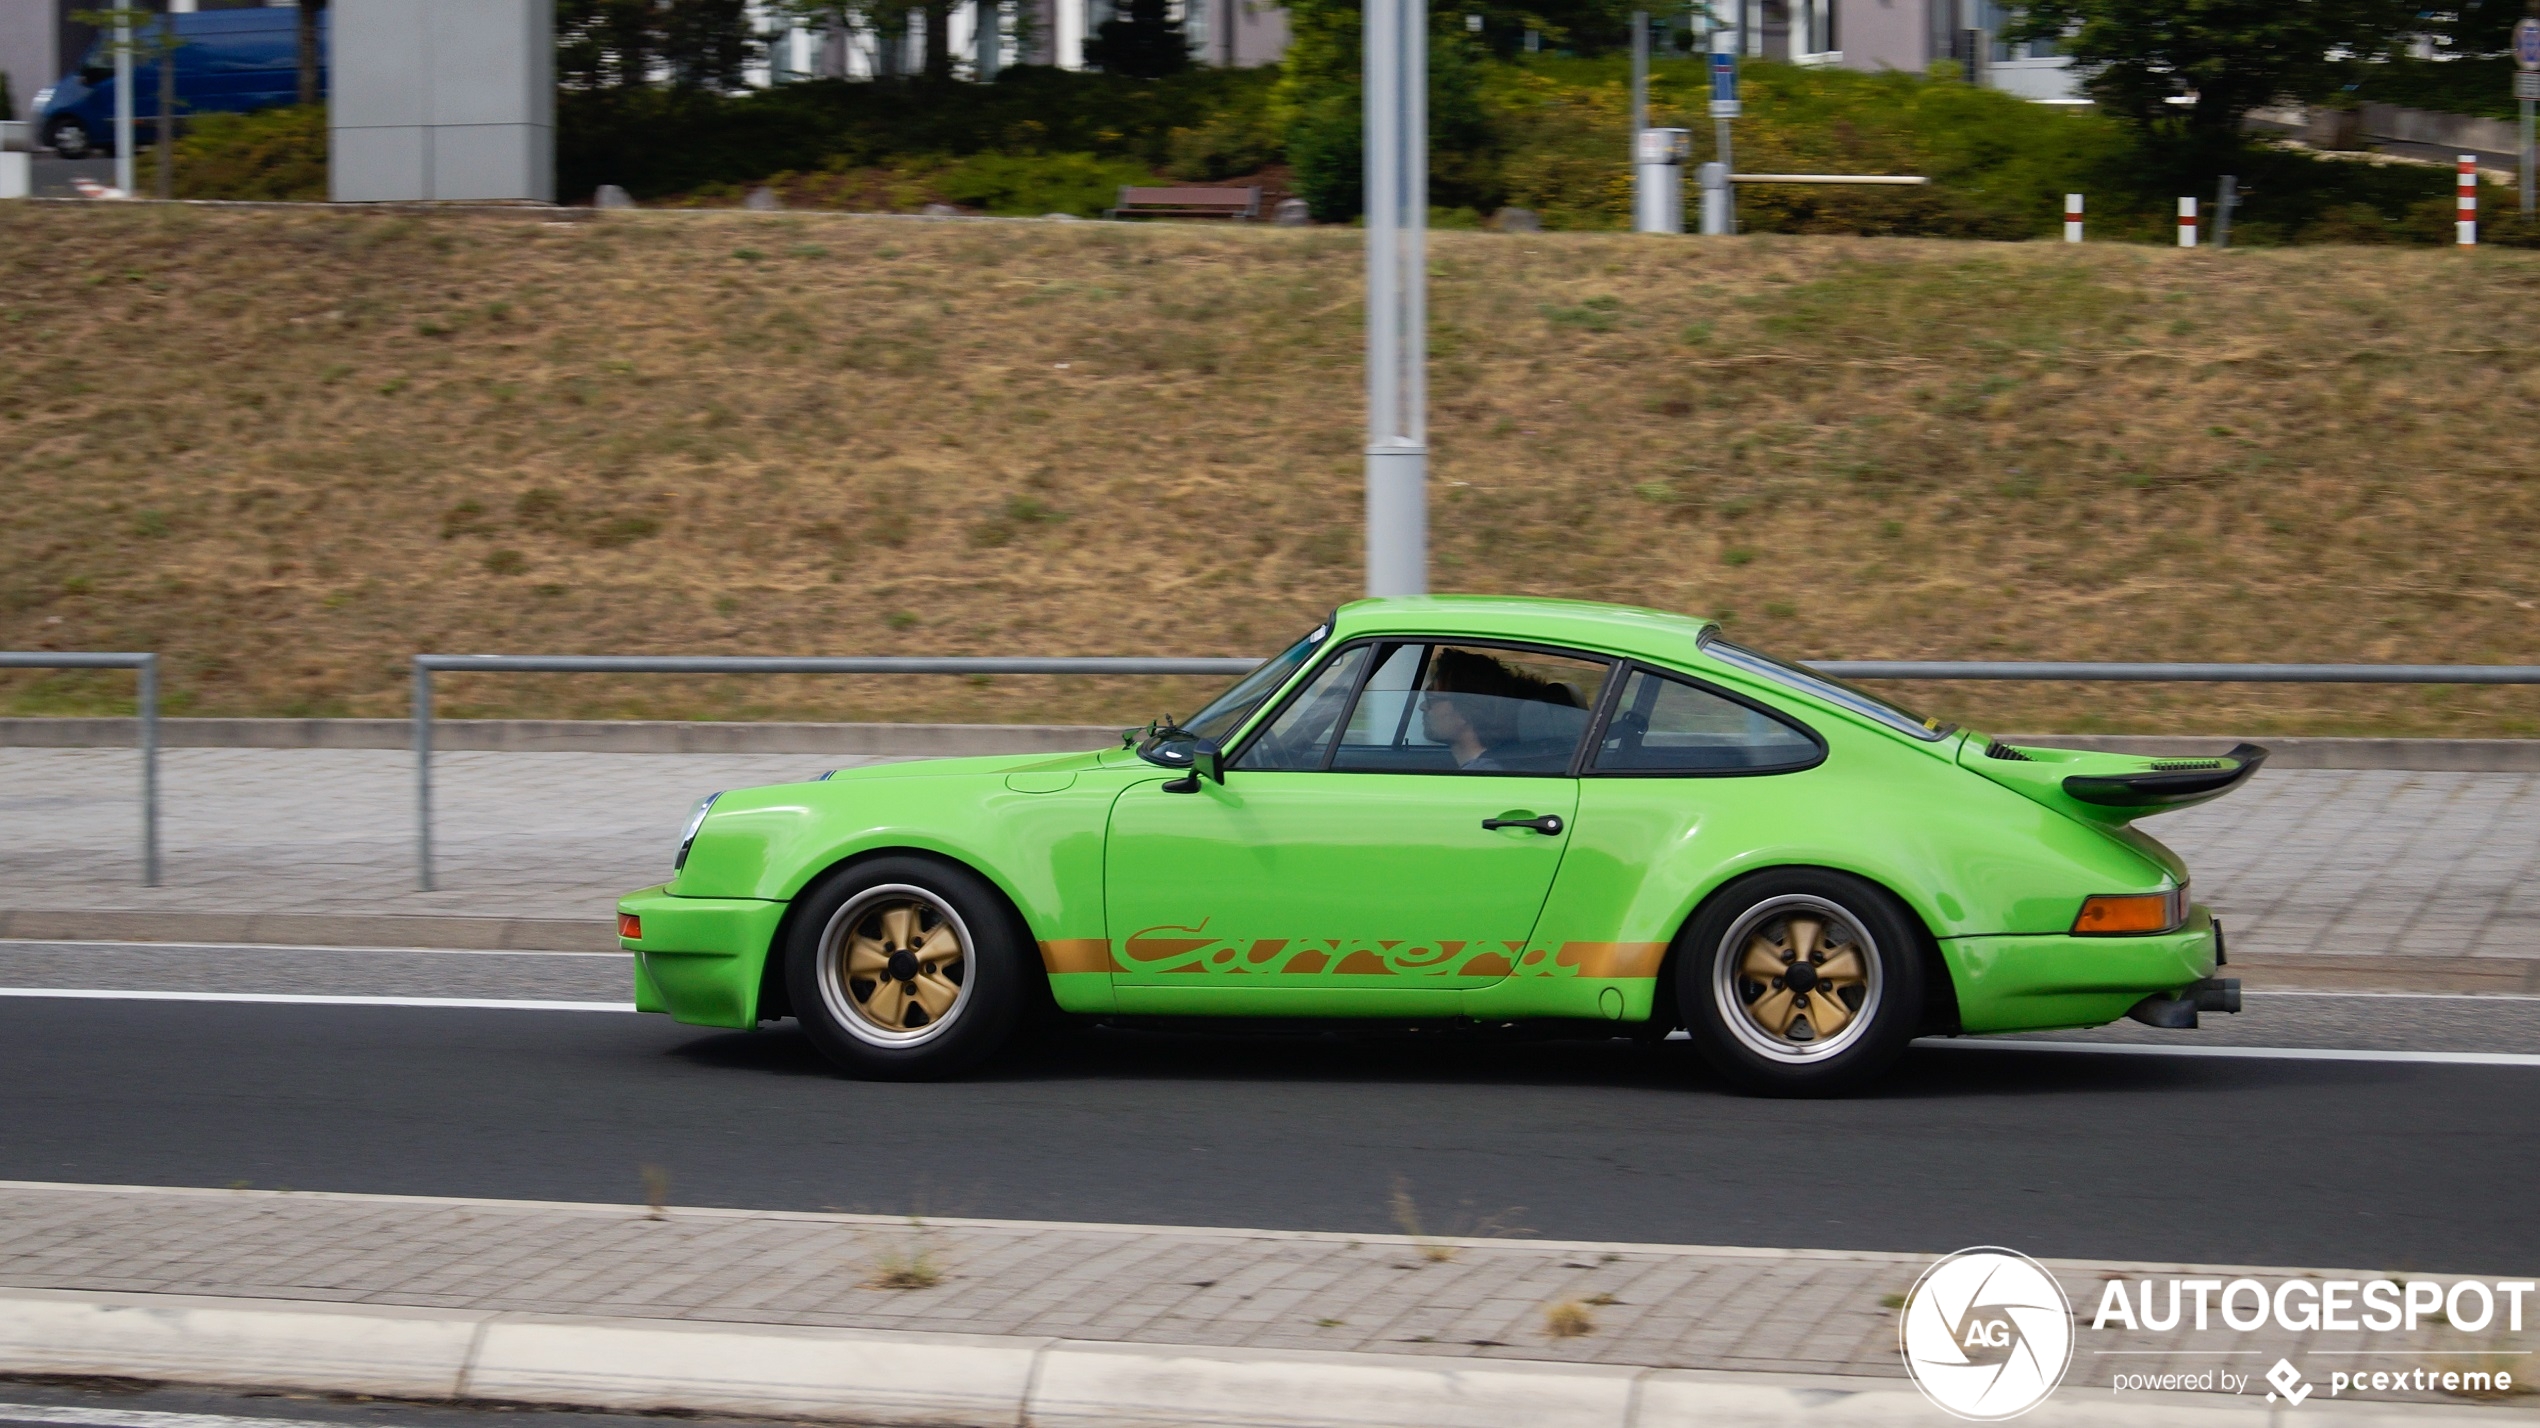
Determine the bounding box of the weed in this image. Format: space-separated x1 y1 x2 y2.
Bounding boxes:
133 510 171 539
1314 1317 1346 1328
886 611 920 629
1545 1301 1597 1338
1722 546 1756 566
864 1217 945 1290
514 488 566 525
440 499 487 539
483 549 526 575
1389 1179 1459 1263
640 1164 670 1219
733 248 765 262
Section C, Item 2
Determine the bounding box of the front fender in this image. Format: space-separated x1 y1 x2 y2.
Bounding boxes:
671 772 1117 948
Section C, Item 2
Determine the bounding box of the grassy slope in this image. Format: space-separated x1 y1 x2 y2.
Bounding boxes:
2 204 2535 736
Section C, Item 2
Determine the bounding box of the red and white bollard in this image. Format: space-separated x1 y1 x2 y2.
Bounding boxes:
2458 155 2478 246
2064 193 2083 242
2177 197 2198 248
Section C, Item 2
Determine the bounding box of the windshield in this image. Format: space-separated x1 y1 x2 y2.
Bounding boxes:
1701 634 1955 742
1183 622 1329 744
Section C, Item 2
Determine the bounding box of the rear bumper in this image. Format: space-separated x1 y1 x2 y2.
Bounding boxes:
1942 905 2220 1034
616 884 789 1030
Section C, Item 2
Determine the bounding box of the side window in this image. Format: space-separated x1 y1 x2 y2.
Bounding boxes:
1332 644 1611 775
1231 646 1371 771
1592 667 1821 774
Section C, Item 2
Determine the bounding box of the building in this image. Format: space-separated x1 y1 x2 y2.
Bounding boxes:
755 0 1287 82
1775 0 2081 102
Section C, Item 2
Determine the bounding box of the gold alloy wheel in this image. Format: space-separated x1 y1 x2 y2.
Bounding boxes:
1713 894 1883 1063
816 885 973 1046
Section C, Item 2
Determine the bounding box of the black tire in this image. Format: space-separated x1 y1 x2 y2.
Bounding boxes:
46 116 99 160
783 855 1033 1080
1676 868 1926 1097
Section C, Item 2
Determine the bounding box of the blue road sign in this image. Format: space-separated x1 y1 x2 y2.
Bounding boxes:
2518 17 2540 70
1709 51 1741 117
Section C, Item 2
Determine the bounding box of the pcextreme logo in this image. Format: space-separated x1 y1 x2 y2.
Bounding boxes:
1900 1247 2077 1421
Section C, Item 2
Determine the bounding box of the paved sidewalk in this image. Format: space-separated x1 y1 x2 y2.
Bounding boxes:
3 750 2536 966
0 1181 2517 1395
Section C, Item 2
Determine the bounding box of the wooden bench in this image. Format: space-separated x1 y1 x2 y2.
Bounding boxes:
1106 186 1263 222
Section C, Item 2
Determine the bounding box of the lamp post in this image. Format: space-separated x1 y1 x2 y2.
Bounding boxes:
1363 0 1427 597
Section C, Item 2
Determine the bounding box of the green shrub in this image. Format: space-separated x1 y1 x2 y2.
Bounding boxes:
138 104 328 202
933 152 1158 216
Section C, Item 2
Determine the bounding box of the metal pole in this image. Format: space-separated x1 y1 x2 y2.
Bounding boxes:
2524 97 2535 217
1631 11 1649 139
114 8 135 195
414 658 434 892
1363 0 1426 597
138 653 159 888
2213 175 2235 249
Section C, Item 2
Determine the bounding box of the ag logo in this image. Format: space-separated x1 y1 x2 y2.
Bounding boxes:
1900 1247 2075 1420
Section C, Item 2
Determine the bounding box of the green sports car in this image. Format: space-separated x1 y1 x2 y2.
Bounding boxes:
617 596 2255 1094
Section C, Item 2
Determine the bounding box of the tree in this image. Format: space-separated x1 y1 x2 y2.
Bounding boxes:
297 0 327 107
2008 0 2416 142
558 0 759 91
1083 0 1192 75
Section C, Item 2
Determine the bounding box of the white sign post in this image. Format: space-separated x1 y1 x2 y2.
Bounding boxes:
2516 17 2538 218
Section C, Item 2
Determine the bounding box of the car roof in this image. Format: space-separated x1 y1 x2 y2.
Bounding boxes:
1329 595 1715 667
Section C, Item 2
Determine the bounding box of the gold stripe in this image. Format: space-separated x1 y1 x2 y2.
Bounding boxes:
1553 942 1669 978
1038 939 1117 974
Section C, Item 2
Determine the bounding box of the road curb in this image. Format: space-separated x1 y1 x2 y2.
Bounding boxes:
0 909 617 953
0 1286 2513 1427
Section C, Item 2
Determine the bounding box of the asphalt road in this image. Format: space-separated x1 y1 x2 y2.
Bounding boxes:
4 995 2536 1275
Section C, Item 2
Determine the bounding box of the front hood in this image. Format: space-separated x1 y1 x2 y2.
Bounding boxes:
1957 736 2268 829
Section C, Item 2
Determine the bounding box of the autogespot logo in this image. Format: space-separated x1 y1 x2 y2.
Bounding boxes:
1900 1247 2077 1421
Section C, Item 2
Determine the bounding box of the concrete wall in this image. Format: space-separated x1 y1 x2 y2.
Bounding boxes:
330 0 553 202
1837 0 1928 73
0 1 61 123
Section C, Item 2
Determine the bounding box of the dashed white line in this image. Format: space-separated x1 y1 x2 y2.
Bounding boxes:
1917 1038 2540 1068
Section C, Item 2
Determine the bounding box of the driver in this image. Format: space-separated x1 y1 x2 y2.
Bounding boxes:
1420 649 1578 771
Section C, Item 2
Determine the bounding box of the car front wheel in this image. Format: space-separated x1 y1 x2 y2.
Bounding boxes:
784 856 1030 1080
1678 869 1926 1097
46 116 98 159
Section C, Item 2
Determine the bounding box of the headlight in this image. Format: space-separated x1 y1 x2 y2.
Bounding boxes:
674 792 721 871
32 88 55 112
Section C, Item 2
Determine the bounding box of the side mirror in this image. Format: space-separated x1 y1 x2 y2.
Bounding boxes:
1159 738 1224 794
82 66 112 86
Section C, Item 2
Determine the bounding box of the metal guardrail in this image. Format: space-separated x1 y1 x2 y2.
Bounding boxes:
410 654 1259 890
1730 174 1930 186
407 653 2540 893
1810 662 2540 684
1 652 159 885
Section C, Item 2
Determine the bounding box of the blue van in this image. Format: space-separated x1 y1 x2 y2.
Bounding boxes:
35 8 327 159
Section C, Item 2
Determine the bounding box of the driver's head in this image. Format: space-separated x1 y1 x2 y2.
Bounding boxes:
1421 649 1528 748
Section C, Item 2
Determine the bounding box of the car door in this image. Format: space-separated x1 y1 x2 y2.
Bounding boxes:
1104 639 1614 1013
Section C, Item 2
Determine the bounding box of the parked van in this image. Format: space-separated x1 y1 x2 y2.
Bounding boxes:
34 8 325 159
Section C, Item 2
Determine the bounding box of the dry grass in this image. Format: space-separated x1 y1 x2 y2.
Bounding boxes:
2 205 2536 735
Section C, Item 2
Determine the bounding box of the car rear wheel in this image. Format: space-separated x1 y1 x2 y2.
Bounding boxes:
784 857 1030 1080
1678 869 1925 1097
46 116 99 159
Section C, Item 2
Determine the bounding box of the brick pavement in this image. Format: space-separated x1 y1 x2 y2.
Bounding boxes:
2 750 2536 962
0 1181 2512 1388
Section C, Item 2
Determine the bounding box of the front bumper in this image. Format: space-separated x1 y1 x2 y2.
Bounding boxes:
1942 905 2220 1034
616 884 789 1029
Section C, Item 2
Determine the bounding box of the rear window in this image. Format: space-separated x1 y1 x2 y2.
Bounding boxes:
1700 634 1954 742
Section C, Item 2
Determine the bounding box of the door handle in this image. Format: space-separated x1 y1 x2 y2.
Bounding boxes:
1481 814 1564 835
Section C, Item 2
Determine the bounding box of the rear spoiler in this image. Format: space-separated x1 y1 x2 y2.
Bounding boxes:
2061 743 2268 810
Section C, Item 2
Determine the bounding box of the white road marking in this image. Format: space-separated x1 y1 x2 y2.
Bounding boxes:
0 1406 349 1428
1917 1038 2540 1068
0 988 633 1012
0 939 626 959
